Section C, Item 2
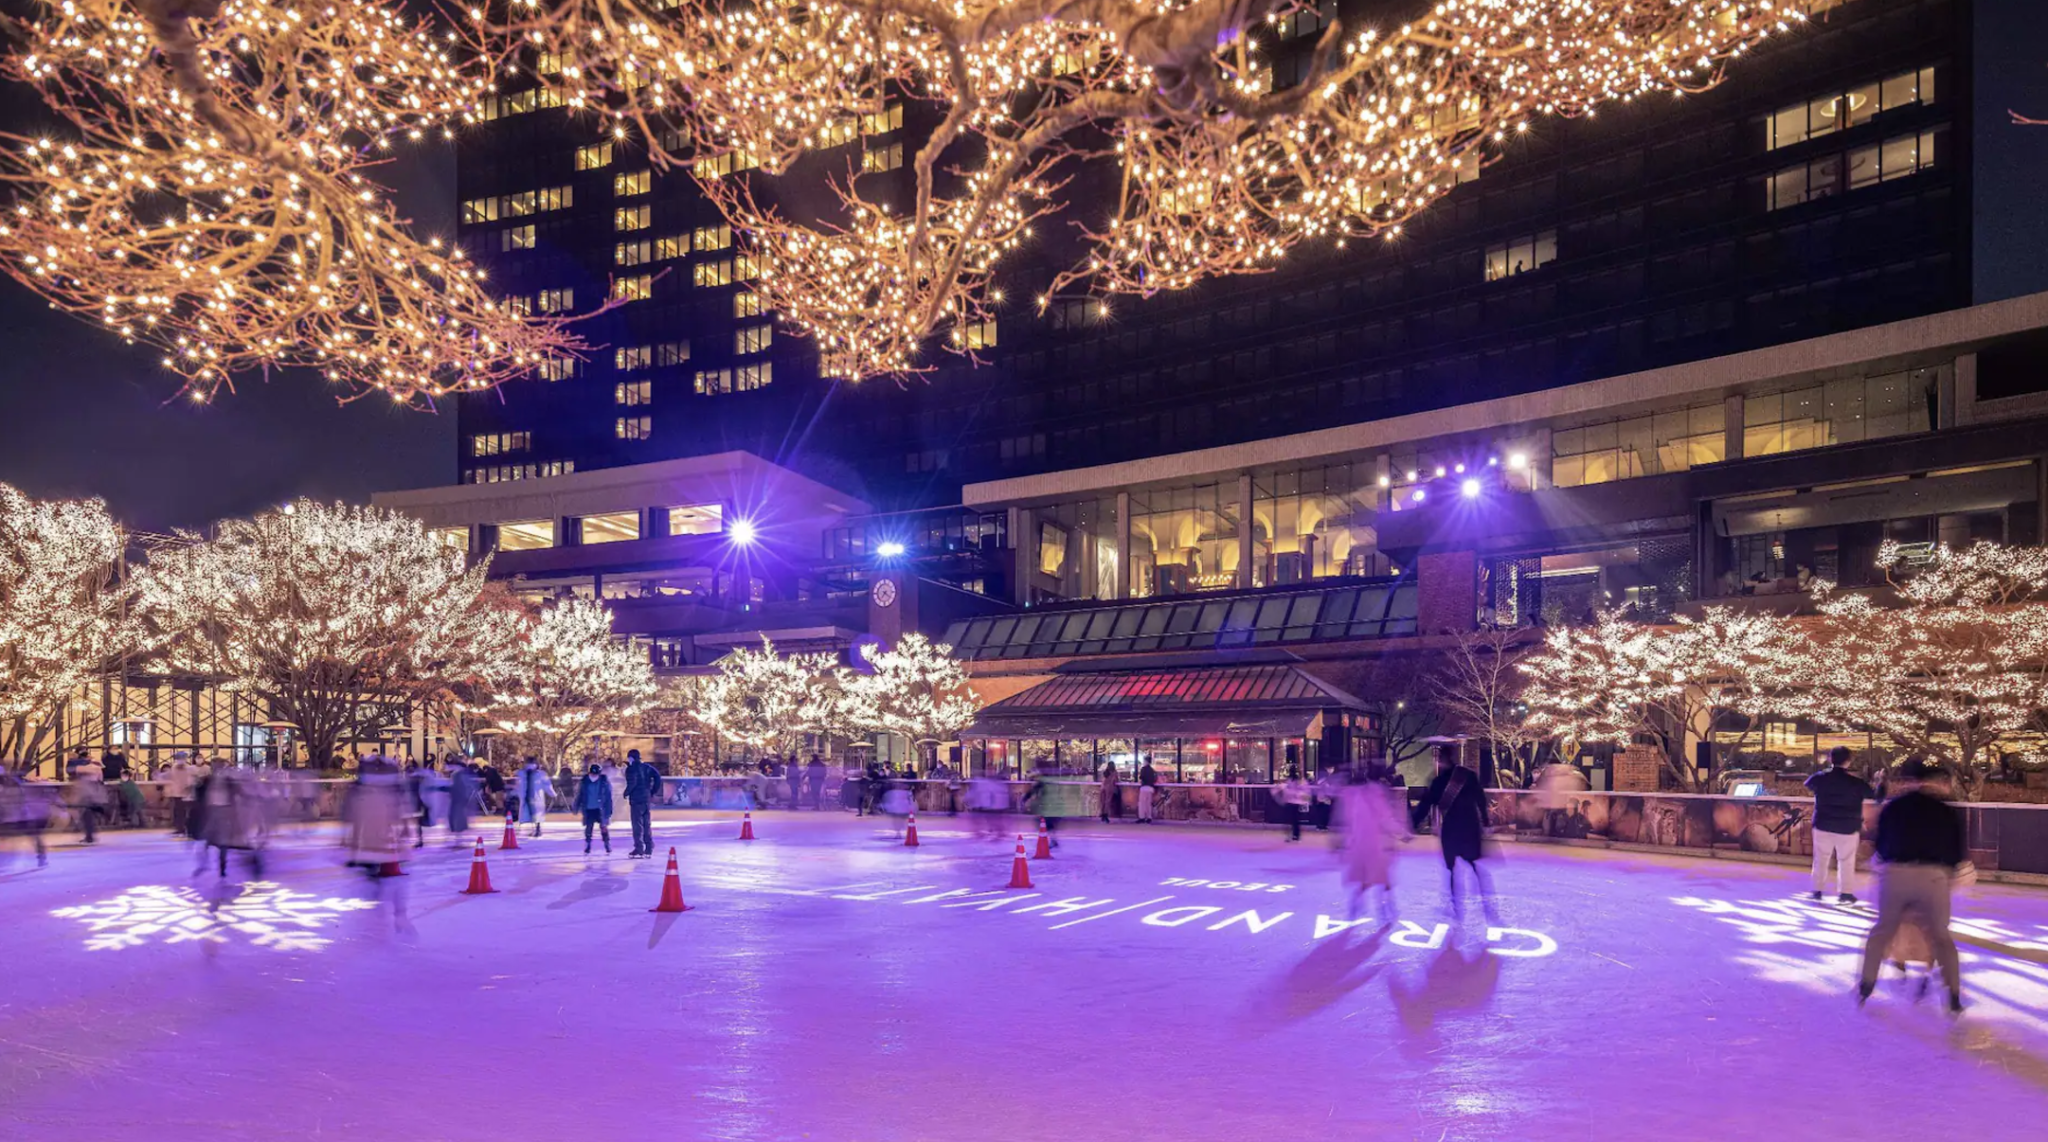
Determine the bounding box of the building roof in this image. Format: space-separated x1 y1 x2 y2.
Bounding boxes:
966 662 1367 740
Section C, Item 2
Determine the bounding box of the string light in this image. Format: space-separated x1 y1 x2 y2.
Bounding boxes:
486 596 658 765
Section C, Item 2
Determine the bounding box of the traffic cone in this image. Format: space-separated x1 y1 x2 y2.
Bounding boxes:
1033 817 1053 860
738 811 755 841
649 846 692 913
460 839 499 895
1007 835 1034 889
903 811 920 848
499 809 519 851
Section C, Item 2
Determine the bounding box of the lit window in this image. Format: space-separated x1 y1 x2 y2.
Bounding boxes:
536 50 564 76
536 185 573 212
1050 46 1097 77
691 151 757 178
694 368 732 394
502 191 537 217
656 341 689 366
535 357 578 381
615 240 651 266
735 324 773 355
537 288 574 313
470 431 532 457
955 320 997 350
862 142 903 172
502 225 536 252
616 380 652 406
734 291 766 318
460 197 499 224
735 362 772 390
693 259 734 287
1767 127 1942 210
496 520 556 551
581 510 641 545
859 103 904 135
430 526 470 553
816 118 857 147
1767 66 1936 150
654 234 686 260
616 345 653 370
505 295 533 317
693 224 732 251
614 205 651 231
1742 370 1938 457
613 275 654 302
614 170 651 196
574 142 613 170
615 415 653 441
734 255 759 281
1484 230 1556 282
1550 405 1723 489
668 503 725 536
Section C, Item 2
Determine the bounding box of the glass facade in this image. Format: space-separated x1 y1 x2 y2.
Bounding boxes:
1743 368 1938 457
496 520 555 551
1250 463 1383 584
1128 483 1238 597
1552 404 1725 488
943 581 1417 660
1028 498 1117 602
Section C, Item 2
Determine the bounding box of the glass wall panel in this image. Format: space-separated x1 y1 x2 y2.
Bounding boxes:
1129 483 1238 597
1029 497 1117 602
1250 462 1383 584
1745 367 1939 457
1552 403 1724 488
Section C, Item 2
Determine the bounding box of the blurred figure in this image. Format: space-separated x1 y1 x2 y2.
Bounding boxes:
574 762 614 854
162 751 198 835
1857 758 1967 1015
446 759 476 840
1 766 52 868
623 749 662 858
518 758 554 837
598 754 624 821
1275 767 1311 842
67 749 105 844
806 754 827 811
1309 767 1340 832
787 756 806 809
1136 759 1160 824
1805 745 1873 904
1337 766 1409 921
195 762 265 878
344 757 412 926
1411 748 1497 923
1098 761 1121 823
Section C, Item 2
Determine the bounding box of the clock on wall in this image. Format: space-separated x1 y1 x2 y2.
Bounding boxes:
871 578 898 608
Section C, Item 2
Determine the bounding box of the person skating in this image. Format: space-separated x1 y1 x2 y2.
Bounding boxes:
1410 750 1497 922
446 760 476 840
1 766 51 868
574 762 614 854
786 757 806 809
67 749 105 844
1337 766 1408 921
1276 767 1312 842
806 754 827 811
623 749 663 857
162 751 198 836
1805 745 1873 904
1098 761 1121 823
1857 758 1967 1015
518 758 555 837
1136 759 1159 823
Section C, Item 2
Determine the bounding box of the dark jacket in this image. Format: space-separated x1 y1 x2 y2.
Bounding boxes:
623 760 663 805
1873 790 1966 868
1804 766 1873 835
1412 765 1487 863
573 773 614 820
1139 764 1158 788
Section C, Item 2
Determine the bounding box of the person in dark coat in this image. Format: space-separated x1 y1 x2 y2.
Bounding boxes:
573 762 614 854
1411 750 1496 920
446 761 476 838
786 757 806 809
1857 759 1967 1014
806 755 828 811
622 749 662 858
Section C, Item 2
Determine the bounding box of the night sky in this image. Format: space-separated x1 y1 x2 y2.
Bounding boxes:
0 115 457 533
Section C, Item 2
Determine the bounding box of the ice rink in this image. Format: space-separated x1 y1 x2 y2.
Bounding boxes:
5 810 2048 1141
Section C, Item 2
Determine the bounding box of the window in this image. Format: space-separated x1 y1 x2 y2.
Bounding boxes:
614 204 651 231
616 345 653 370
1484 230 1556 282
615 240 651 266
537 288 573 313
469 431 531 457
695 368 732 394
735 362 772 390
1050 46 1097 77
693 259 734 287
654 234 686 260
535 356 579 381
1550 405 1724 488
574 142 613 170
691 151 756 178
656 341 690 366
1047 297 1100 330
429 526 470 553
862 142 903 172
496 520 556 551
1742 369 1937 457
460 197 499 224
693 224 732 251
615 380 652 406
536 50 564 76
612 275 654 303
613 169 651 196
501 191 536 217
816 117 858 148
505 295 533 317
668 503 724 536
476 86 563 120
1273 0 1329 39
734 324 773 354
905 450 949 473
501 225 536 251
955 319 997 350
1767 127 1942 210
734 254 760 281
1000 434 1048 462
1767 67 1936 149
860 103 904 135
734 291 766 318
615 415 653 440
580 510 640 545
535 185 573 212
464 461 573 484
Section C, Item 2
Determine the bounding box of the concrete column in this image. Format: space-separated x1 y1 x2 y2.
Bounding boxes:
558 515 580 547
1937 368 1957 429
1010 507 1032 605
1237 472 1255 590
644 506 669 540
1954 352 1978 427
1723 394 1745 462
1114 491 1132 600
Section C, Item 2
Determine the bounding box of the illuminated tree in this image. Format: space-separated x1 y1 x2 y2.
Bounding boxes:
690 636 845 759
0 0 583 407
844 633 978 765
1434 624 1537 787
486 597 658 766
1808 541 2048 799
0 483 144 770
142 500 521 768
496 0 1806 380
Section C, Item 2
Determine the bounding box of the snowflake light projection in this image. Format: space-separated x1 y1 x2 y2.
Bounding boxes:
53 882 377 952
1672 893 2048 1038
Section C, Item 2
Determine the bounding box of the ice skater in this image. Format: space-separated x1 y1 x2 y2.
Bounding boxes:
1275 767 1312 842
1337 766 1408 921
343 757 411 929
1857 759 1967 1015
623 749 662 857
518 757 554 837
1410 748 1497 923
1098 761 1121 822
574 762 614 854
1 766 52 868
1805 745 1872 904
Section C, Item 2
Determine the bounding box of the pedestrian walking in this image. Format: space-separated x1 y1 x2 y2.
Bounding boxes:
1337 766 1408 921
574 762 614 854
518 758 555 837
1857 759 1968 1015
623 749 662 857
1098 761 1121 822
1410 749 1497 922
1806 745 1873 904
1136 759 1159 823
806 754 827 811
1275 767 1312 842
67 749 105 844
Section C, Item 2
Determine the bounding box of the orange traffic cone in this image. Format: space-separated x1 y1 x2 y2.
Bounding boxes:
738 811 755 841
460 839 499 895
499 809 519 851
1007 836 1034 889
1033 817 1053 860
903 811 920 848
649 846 692 913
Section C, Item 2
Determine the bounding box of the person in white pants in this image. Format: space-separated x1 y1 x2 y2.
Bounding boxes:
1804 746 1874 904
1811 826 1861 898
